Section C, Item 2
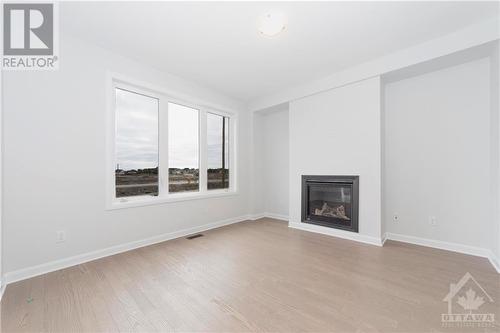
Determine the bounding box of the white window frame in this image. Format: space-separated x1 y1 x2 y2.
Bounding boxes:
106 72 237 210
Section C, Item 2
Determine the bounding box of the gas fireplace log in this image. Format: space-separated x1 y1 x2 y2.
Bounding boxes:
314 202 350 220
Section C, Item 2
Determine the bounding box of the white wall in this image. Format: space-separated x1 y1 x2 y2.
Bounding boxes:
263 108 289 217
252 107 289 218
289 77 382 244
0 60 3 292
251 113 266 216
380 82 387 239
384 58 493 250
490 43 500 261
2 31 252 276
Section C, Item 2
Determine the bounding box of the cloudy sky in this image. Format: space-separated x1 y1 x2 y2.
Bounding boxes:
168 102 198 169
207 112 229 169
116 89 158 171
116 89 228 171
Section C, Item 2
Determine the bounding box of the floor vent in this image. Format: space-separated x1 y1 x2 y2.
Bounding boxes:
186 234 204 240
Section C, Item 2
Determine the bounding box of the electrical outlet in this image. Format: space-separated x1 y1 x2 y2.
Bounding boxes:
393 214 399 222
56 231 66 243
429 216 437 226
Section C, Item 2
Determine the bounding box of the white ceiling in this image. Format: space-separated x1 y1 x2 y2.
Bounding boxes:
61 1 498 104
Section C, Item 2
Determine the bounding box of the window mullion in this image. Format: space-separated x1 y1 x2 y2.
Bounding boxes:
158 97 169 197
199 109 208 193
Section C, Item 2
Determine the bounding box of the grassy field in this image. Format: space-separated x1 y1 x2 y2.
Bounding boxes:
115 168 229 197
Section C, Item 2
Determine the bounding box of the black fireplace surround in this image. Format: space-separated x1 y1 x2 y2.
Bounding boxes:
301 175 359 233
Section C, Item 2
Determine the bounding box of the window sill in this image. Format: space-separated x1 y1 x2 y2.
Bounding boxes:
106 190 238 210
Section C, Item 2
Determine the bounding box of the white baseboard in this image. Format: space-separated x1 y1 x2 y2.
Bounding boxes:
289 222 383 246
6 216 498 287
381 232 388 246
488 252 500 273
4 214 252 285
263 212 289 221
384 232 490 257
248 213 267 220
0 279 5 302
248 212 289 222
385 232 500 274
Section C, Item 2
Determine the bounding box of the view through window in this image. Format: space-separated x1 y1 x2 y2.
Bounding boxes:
115 88 159 197
168 102 200 193
207 113 229 190
113 82 233 202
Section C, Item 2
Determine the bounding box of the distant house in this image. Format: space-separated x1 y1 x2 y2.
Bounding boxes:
169 168 182 175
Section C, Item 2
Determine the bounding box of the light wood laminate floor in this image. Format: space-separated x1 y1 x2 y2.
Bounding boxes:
1 218 499 332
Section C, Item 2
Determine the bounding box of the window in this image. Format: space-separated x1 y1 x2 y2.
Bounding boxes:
168 103 199 193
110 77 236 208
207 113 229 190
115 88 159 198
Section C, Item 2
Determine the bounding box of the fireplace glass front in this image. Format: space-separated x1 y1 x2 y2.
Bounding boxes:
302 176 359 232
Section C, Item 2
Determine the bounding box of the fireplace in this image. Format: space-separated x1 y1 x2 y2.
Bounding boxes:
301 175 359 232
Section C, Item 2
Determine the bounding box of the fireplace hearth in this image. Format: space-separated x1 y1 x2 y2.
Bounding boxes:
301 175 359 232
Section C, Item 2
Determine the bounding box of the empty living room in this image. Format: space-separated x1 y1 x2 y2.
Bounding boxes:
1 1 500 332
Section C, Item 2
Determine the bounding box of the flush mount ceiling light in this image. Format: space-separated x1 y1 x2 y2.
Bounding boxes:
257 12 287 37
